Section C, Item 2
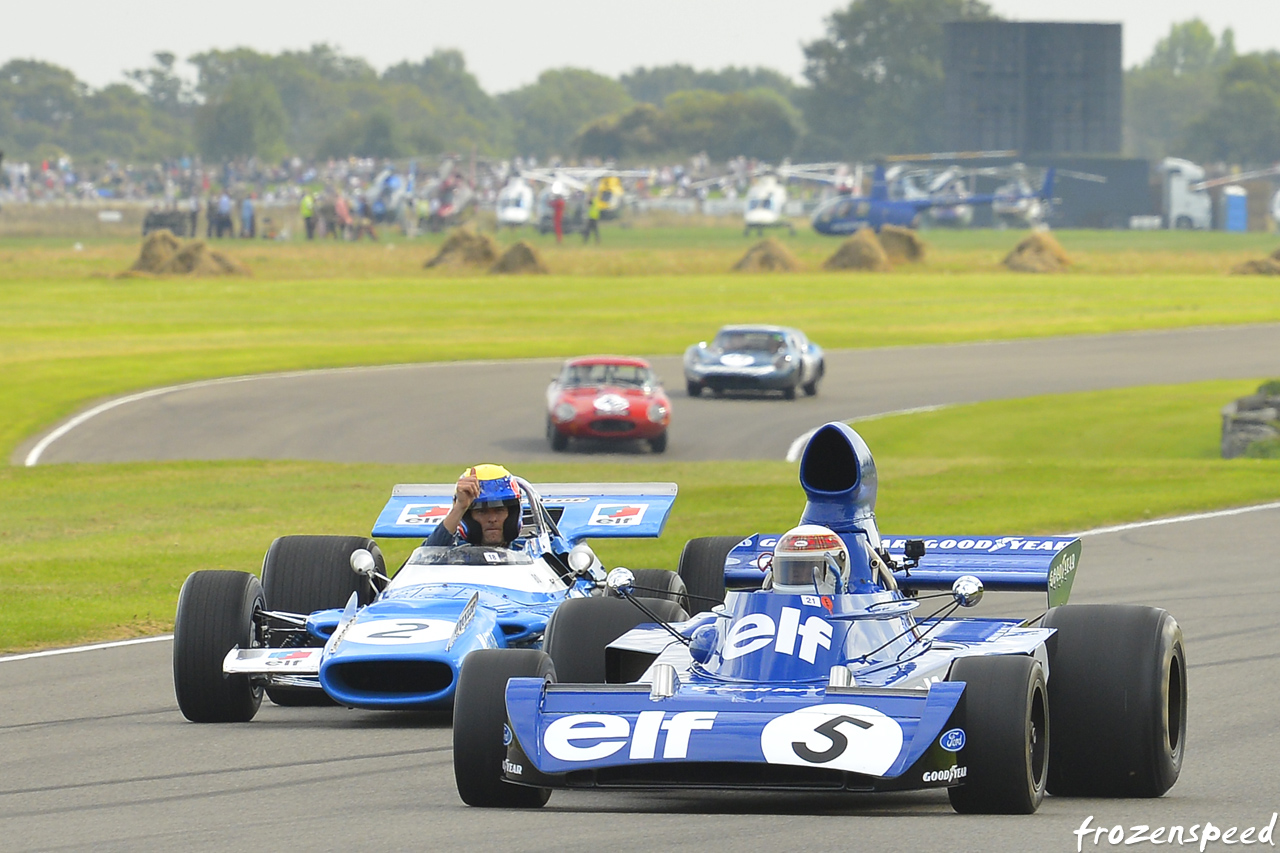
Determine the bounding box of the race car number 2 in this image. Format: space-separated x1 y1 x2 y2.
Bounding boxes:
341 619 454 645
760 704 903 776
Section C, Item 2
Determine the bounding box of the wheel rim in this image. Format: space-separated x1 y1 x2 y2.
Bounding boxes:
1166 651 1185 758
1029 683 1047 788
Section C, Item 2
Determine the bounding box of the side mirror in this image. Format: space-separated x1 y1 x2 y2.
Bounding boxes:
567 544 597 575
951 575 984 608
350 549 377 578
605 567 635 596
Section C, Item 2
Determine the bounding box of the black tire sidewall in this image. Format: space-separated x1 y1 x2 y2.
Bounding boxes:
173 571 264 723
677 536 737 611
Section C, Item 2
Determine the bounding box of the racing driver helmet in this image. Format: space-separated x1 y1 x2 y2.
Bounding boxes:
459 464 523 546
771 524 849 596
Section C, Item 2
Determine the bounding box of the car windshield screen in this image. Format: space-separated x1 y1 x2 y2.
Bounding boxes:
407 546 534 567
561 364 653 388
714 331 787 354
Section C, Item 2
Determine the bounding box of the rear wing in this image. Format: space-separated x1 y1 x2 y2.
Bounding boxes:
371 482 678 543
725 534 1080 608
882 536 1081 608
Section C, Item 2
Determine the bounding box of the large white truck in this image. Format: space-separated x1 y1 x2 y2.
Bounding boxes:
1160 158 1212 230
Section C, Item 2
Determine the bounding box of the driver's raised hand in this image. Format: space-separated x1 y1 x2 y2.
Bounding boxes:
453 472 481 513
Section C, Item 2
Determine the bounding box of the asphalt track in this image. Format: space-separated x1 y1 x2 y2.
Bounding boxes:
20 324 1280 465
4 324 1280 851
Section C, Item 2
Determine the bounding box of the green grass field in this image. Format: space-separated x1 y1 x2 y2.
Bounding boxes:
1 225 1277 652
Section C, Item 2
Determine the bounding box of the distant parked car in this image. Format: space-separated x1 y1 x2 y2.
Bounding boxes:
684 325 824 399
546 356 672 453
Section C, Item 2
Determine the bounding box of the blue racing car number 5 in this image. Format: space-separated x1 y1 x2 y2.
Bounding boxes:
791 714 873 763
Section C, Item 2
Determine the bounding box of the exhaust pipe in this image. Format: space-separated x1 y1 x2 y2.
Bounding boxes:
798 422 878 534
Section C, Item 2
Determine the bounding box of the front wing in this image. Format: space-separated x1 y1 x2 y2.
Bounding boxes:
501 679 971 792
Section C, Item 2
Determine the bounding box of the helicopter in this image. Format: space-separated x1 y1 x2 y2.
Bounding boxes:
495 175 536 228
698 162 856 237
811 164 1057 235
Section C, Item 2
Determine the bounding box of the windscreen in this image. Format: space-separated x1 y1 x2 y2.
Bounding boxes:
407 546 534 567
713 330 787 354
560 364 654 388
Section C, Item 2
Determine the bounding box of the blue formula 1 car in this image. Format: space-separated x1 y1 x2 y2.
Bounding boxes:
172 479 686 723
453 423 1187 813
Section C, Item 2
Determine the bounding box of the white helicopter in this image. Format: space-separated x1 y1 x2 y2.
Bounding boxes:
496 176 536 227
727 162 857 237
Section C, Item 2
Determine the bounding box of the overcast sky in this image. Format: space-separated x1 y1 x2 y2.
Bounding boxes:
2 0 1275 93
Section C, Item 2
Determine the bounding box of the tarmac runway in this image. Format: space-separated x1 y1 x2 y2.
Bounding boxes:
4 323 1279 851
4 506 1278 852
20 323 1280 466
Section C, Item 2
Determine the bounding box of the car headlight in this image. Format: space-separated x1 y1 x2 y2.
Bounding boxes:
647 402 668 423
552 402 576 423
774 354 794 369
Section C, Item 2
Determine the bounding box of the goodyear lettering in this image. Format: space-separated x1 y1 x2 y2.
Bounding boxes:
923 765 968 783
1048 552 1078 590
722 608 833 664
881 537 1071 553
502 759 523 776
543 711 717 763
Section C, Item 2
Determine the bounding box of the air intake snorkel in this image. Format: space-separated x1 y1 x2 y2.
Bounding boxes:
798 422 879 540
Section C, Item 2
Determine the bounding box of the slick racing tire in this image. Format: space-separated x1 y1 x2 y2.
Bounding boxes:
625 569 690 615
543 596 688 684
946 654 1048 815
1041 605 1186 797
677 535 738 611
648 430 668 454
173 571 265 723
454 649 555 808
261 535 384 706
547 418 569 452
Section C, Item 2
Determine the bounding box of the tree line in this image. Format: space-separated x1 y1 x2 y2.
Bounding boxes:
1 1 1277 168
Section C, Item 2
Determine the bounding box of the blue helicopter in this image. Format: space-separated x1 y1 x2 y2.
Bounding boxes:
811 165 1056 235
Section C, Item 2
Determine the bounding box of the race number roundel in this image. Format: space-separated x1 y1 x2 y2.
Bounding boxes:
341 619 455 645
760 703 903 776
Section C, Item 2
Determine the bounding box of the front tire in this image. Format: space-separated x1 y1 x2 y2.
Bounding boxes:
947 655 1048 814
173 571 265 723
1041 605 1186 797
547 419 569 452
686 380 703 398
648 430 668 454
261 535 382 706
677 535 738 611
783 383 797 400
453 649 554 808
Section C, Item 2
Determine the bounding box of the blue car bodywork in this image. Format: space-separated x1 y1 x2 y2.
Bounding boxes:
496 423 1078 795
222 480 677 710
683 324 824 397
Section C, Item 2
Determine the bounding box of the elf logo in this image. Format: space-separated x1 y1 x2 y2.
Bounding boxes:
589 503 649 526
543 711 717 762
397 504 450 525
722 607 834 664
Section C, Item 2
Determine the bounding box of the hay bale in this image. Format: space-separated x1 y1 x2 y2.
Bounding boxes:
124 231 247 277
1003 231 1071 273
425 226 499 268
1231 257 1280 275
878 224 926 263
490 241 547 274
732 238 800 272
129 229 182 273
822 228 891 271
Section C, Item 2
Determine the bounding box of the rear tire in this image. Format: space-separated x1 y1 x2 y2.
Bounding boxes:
544 596 687 684
947 655 1048 814
627 569 690 615
1041 605 1186 797
453 649 554 808
677 536 738 611
648 430 668 454
173 571 265 723
261 535 382 706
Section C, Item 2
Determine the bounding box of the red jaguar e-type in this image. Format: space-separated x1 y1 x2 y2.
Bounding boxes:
545 356 671 453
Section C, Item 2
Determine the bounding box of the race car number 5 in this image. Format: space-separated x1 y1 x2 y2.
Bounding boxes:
760 704 904 776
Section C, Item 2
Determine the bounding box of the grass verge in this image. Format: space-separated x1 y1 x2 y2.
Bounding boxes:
2 379 1275 654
